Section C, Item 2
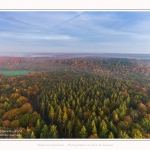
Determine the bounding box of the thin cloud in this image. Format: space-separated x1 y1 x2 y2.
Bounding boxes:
54 12 86 28
0 11 150 54
0 13 31 26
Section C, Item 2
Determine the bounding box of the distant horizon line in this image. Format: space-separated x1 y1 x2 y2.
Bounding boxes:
1 52 150 55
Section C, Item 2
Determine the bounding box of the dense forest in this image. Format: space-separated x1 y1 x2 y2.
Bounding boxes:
0 56 150 138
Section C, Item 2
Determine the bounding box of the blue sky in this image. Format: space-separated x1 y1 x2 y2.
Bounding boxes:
0 11 150 54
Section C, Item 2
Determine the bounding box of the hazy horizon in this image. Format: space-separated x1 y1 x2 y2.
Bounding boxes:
1 11 150 54
1 52 150 60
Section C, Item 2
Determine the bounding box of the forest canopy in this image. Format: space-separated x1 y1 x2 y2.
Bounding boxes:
0 55 150 138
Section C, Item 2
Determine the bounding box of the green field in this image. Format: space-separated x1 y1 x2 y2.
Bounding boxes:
0 70 35 77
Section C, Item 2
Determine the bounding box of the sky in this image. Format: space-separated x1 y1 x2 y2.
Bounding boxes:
0 11 150 54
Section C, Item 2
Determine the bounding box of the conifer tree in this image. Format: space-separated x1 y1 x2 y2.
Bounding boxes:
40 124 49 138
79 125 87 138
49 124 58 138
67 121 72 138
49 105 55 124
